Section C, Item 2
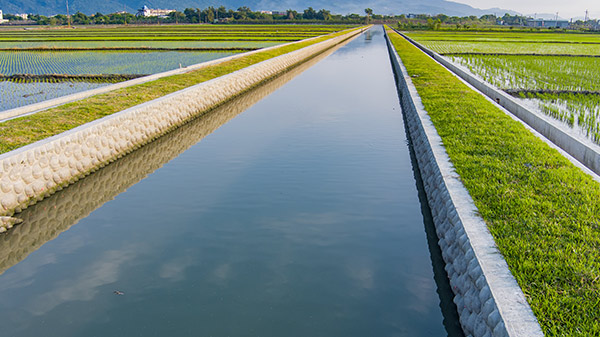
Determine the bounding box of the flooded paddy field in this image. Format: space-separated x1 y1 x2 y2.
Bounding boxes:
0 25 352 113
407 30 600 144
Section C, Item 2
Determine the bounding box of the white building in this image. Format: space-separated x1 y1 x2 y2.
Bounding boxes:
136 5 175 18
527 18 570 29
15 13 28 20
0 10 9 24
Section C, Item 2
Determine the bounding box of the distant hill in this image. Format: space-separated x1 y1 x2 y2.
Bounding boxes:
0 0 517 17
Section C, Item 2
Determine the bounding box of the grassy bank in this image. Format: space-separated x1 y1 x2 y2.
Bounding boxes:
387 28 600 336
0 27 362 154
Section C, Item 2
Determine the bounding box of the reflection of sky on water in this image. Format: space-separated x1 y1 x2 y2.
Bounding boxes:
0 28 461 337
0 80 109 111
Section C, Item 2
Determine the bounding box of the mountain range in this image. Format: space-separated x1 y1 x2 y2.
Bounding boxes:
0 0 518 17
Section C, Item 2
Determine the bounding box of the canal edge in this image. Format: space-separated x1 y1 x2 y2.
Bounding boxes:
383 28 544 337
0 27 369 222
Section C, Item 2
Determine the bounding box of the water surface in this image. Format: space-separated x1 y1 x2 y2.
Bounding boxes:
0 27 461 336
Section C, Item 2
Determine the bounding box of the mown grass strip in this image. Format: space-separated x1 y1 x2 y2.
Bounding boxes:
387 28 600 336
0 27 362 154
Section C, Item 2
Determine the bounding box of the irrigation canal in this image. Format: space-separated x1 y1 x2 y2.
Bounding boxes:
0 27 463 336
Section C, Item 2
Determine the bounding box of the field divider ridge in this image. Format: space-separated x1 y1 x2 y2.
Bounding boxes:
0 26 368 223
0 30 345 122
384 27 544 337
395 29 600 177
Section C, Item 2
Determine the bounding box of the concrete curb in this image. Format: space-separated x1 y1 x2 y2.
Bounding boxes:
0 27 367 221
397 30 600 177
0 29 350 122
384 28 544 337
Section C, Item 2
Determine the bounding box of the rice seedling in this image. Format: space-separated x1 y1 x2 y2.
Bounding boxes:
450 54 600 92
0 50 240 76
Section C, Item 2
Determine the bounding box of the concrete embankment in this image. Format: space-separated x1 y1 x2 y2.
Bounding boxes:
384 29 544 337
397 30 600 177
0 27 367 225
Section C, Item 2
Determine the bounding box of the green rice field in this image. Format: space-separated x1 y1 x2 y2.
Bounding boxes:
0 50 238 75
407 30 600 144
0 25 356 43
415 41 600 55
450 54 600 91
0 40 281 50
0 24 355 112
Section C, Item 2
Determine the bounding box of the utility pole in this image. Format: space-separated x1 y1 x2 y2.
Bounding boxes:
66 0 71 28
585 10 589 25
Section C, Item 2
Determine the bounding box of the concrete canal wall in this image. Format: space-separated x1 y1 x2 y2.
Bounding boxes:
397 30 600 177
384 30 544 337
0 27 366 224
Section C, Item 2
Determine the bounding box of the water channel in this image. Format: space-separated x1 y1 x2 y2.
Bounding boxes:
0 27 463 336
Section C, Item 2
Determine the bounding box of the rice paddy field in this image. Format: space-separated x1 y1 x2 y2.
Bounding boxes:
1 80 110 111
0 50 238 75
406 30 600 144
0 24 354 112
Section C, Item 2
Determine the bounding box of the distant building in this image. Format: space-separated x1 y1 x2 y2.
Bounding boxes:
272 11 287 16
527 18 570 28
0 10 8 24
113 11 128 15
136 5 175 18
15 13 28 20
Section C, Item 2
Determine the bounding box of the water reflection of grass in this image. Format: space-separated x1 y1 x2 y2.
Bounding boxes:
388 28 600 336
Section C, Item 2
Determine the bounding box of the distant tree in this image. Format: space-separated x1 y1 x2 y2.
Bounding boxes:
169 11 185 24
71 12 89 24
286 9 297 20
206 6 215 22
303 7 316 20
3 13 23 21
184 8 198 23
217 6 227 19
317 9 331 21
364 8 373 23
93 12 108 24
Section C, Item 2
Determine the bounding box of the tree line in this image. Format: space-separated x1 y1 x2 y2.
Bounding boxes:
2 7 381 25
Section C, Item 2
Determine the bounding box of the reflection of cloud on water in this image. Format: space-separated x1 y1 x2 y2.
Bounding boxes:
345 259 375 291
159 255 195 282
0 235 87 292
212 263 231 283
26 245 140 316
405 274 437 314
258 211 372 246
